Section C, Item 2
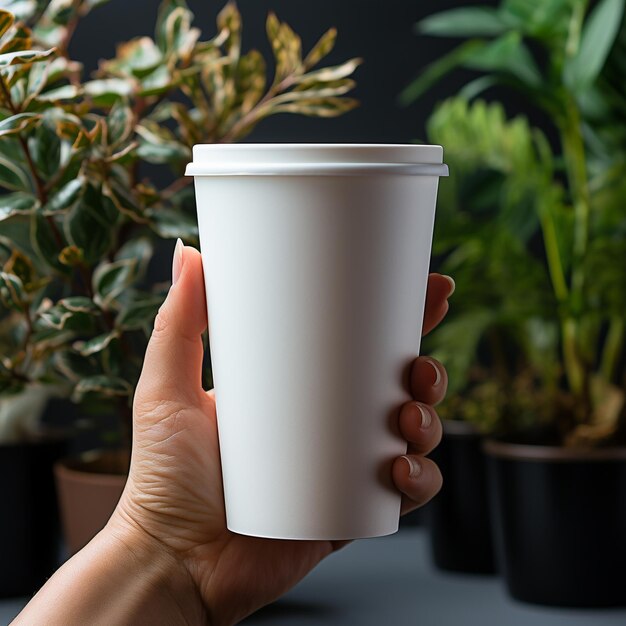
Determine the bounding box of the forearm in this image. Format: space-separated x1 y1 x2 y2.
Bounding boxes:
14 519 208 625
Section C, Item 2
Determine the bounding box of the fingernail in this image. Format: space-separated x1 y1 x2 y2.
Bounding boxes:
172 238 184 286
443 275 455 296
400 456 422 479
417 403 432 429
423 357 442 387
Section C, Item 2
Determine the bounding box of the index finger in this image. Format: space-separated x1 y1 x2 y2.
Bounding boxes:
422 273 454 336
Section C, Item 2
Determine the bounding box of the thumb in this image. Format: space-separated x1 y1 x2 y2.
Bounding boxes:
134 240 208 413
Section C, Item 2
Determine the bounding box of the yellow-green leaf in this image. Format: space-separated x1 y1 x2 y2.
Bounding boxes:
0 271 24 311
0 48 55 67
0 10 14 40
0 112 39 137
73 330 119 357
303 27 336 69
217 1 241 59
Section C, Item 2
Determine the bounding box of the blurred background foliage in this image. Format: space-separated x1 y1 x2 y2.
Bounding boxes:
406 0 626 445
0 0 359 444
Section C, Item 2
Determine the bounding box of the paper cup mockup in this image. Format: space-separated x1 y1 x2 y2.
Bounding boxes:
186 144 448 540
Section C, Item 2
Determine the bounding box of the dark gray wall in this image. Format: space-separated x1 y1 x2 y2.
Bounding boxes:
70 0 481 143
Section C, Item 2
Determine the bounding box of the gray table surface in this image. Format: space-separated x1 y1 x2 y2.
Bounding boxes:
2 528 626 625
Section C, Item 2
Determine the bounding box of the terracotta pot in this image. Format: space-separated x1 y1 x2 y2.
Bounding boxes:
54 450 129 555
484 440 626 607
427 419 496 574
0 436 67 598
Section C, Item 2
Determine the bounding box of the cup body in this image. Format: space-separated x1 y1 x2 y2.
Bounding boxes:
187 144 447 539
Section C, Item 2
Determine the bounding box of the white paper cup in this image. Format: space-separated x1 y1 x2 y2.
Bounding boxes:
186 144 448 540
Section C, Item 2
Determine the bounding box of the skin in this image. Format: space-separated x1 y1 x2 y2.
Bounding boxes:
15 244 452 626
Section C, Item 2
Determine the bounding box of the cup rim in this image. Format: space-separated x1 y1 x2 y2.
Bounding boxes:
185 143 448 177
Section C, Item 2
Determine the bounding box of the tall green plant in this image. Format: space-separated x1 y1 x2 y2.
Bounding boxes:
0 0 360 443
403 0 626 445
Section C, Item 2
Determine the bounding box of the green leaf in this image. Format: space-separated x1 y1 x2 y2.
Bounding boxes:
0 149 30 191
83 79 134 105
107 100 133 145
564 0 625 90
418 7 508 38
136 128 190 164
0 112 39 137
138 64 172 97
102 181 145 223
116 294 163 330
92 258 138 308
74 330 119 357
103 37 163 78
156 0 189 52
0 48 55 67
501 0 578 41
157 2 198 58
53 349 99 382
0 271 24 311
303 27 337 69
147 207 198 240
64 185 116 263
30 214 68 272
59 296 99 313
465 32 542 88
0 192 39 220
41 178 85 215
37 298 98 331
72 375 132 402
0 10 14 39
28 122 61 180
35 84 81 102
399 41 485 105
428 310 495 394
115 237 153 278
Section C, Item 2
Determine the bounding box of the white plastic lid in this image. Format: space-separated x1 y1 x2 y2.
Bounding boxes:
185 143 449 177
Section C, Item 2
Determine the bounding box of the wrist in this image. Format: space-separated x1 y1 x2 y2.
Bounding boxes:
104 512 209 625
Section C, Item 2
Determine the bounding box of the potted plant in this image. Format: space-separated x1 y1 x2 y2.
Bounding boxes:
402 0 626 606
0 0 360 570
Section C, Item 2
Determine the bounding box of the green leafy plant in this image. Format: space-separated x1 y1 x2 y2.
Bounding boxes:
0 0 360 443
403 0 626 446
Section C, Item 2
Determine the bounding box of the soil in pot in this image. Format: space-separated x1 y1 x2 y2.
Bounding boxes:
0 436 68 598
55 449 129 555
485 440 626 608
427 419 496 574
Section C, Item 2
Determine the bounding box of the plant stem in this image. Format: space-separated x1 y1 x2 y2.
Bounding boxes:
220 74 296 143
562 103 591 317
58 0 85 59
558 99 592 408
0 77 49 206
161 177 192 200
537 198 569 304
601 317 624 384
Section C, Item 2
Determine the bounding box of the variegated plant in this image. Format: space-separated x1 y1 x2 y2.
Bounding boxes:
0 0 360 442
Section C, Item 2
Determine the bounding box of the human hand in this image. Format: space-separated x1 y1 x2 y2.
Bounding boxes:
109 240 453 625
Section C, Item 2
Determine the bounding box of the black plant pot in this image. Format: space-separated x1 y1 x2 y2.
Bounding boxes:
426 420 496 574
0 437 67 598
485 440 626 608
